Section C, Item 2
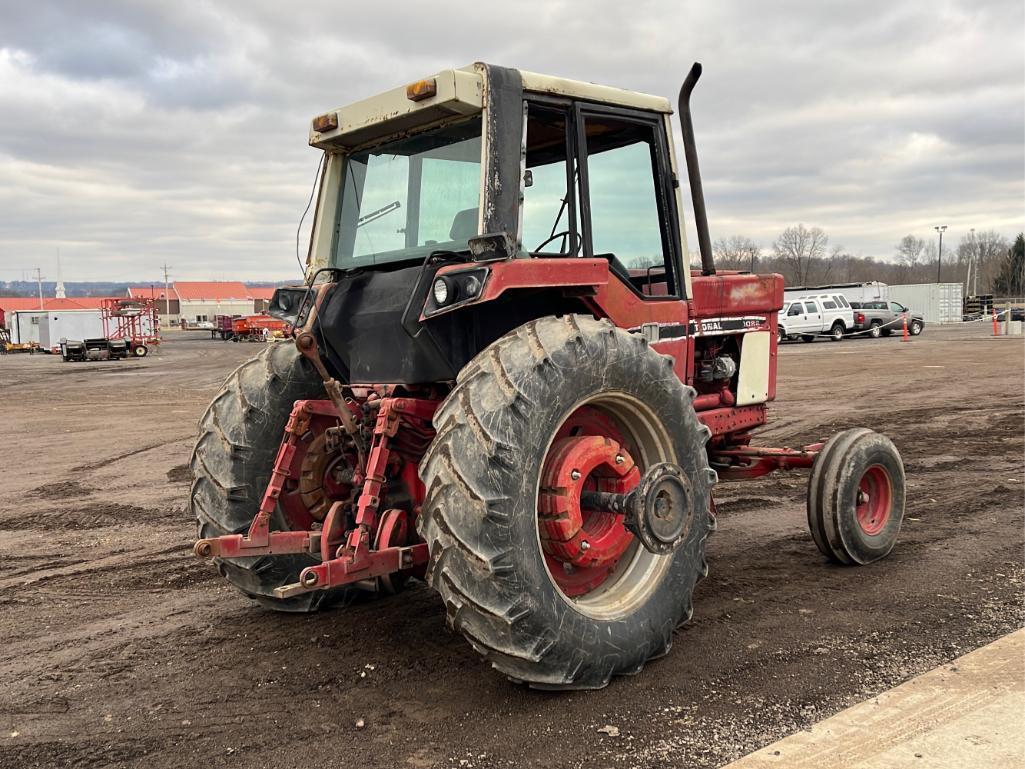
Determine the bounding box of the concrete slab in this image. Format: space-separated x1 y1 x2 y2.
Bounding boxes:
723 629 1025 769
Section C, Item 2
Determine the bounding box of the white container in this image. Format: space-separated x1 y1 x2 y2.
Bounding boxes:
887 283 963 324
784 281 888 305
9 311 45 345
38 310 104 351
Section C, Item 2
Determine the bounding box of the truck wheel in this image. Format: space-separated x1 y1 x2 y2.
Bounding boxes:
419 315 716 689
800 335 815 342
777 327 786 344
133 344 148 357
190 343 349 612
807 428 905 565
829 322 845 342
869 322 882 338
910 320 923 336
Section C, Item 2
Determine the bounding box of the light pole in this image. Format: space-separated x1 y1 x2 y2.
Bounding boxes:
934 225 947 283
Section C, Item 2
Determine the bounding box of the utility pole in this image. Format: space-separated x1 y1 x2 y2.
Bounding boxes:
934 225 947 283
34 267 44 310
161 263 171 327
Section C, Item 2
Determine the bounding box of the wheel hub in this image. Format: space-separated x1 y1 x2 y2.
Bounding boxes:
626 463 694 554
855 464 892 535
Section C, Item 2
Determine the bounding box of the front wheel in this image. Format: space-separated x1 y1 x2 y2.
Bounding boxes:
419 316 716 689
807 428 905 565
910 320 923 336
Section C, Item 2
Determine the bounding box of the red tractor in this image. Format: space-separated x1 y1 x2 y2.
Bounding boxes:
192 63 905 689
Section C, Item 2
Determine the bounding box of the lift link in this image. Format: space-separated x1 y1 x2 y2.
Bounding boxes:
193 396 437 598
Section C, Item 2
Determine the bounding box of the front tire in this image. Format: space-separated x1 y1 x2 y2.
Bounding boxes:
910 320 923 336
807 428 905 565
419 316 716 689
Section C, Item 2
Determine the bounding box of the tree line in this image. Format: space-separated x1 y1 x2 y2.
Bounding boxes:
705 226 1025 297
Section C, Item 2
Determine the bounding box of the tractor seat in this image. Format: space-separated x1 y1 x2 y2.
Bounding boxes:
449 208 479 243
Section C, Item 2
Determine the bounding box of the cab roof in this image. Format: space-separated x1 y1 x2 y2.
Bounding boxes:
309 63 671 150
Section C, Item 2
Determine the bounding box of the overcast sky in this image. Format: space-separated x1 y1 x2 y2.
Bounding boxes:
0 0 1022 282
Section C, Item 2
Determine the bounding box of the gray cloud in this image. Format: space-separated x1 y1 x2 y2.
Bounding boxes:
0 0 1022 280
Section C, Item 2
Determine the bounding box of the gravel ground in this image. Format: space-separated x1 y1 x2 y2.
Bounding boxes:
0 324 1021 769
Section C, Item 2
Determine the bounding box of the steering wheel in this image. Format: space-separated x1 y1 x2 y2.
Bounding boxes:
533 230 581 255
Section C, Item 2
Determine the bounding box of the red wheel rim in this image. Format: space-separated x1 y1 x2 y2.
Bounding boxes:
855 464 892 535
538 406 639 598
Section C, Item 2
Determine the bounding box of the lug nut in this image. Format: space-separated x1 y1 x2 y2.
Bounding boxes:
615 454 624 465
570 469 581 481
580 540 591 551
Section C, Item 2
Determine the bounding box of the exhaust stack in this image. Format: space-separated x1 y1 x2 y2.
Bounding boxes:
678 63 715 276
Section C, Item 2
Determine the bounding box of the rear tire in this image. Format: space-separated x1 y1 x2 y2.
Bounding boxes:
829 322 845 341
419 315 716 689
190 343 349 612
869 322 881 338
807 428 905 565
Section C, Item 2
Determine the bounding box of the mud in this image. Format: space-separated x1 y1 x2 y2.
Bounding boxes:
0 326 1021 769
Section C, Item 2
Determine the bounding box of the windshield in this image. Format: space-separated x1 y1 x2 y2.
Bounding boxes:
331 117 482 268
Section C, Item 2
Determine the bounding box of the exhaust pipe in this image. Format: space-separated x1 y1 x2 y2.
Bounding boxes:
678 63 715 276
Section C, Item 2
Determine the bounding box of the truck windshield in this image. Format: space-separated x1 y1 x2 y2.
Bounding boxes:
332 117 482 268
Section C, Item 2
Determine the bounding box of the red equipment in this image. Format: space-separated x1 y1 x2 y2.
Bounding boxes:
230 314 287 342
101 297 159 357
190 62 907 690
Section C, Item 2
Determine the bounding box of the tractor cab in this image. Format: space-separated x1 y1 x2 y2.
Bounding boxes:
274 63 781 401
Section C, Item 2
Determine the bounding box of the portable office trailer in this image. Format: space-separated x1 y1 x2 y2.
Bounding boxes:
9 310 45 345
887 283 964 325
38 310 105 351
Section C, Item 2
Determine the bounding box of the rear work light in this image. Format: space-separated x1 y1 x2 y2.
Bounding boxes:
406 78 438 101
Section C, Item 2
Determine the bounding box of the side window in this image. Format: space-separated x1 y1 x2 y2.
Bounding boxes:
580 113 676 294
788 304 802 317
823 300 837 309
804 302 818 314
837 296 850 308
889 302 905 313
522 105 579 255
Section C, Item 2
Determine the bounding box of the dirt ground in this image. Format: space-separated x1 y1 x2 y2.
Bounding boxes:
1 324 1022 769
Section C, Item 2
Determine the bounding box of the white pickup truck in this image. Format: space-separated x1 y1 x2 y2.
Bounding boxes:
778 294 854 343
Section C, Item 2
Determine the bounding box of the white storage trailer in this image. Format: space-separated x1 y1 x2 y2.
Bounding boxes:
784 282 888 304
41 310 104 351
887 283 963 325
8 310 45 345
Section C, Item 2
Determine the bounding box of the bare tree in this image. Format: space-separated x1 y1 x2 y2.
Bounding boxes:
895 234 926 267
712 235 761 271
772 224 828 285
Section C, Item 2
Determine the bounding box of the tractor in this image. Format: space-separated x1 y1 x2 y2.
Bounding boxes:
192 63 906 689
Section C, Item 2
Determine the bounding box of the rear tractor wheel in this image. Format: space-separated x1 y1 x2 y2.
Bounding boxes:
419 315 716 689
807 428 905 565
190 343 353 612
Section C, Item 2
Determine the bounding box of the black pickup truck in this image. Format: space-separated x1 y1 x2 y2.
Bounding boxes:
850 300 925 338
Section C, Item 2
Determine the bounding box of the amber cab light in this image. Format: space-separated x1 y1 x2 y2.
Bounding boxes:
406 78 438 102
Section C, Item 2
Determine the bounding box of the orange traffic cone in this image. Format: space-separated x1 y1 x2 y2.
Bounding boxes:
901 313 909 342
